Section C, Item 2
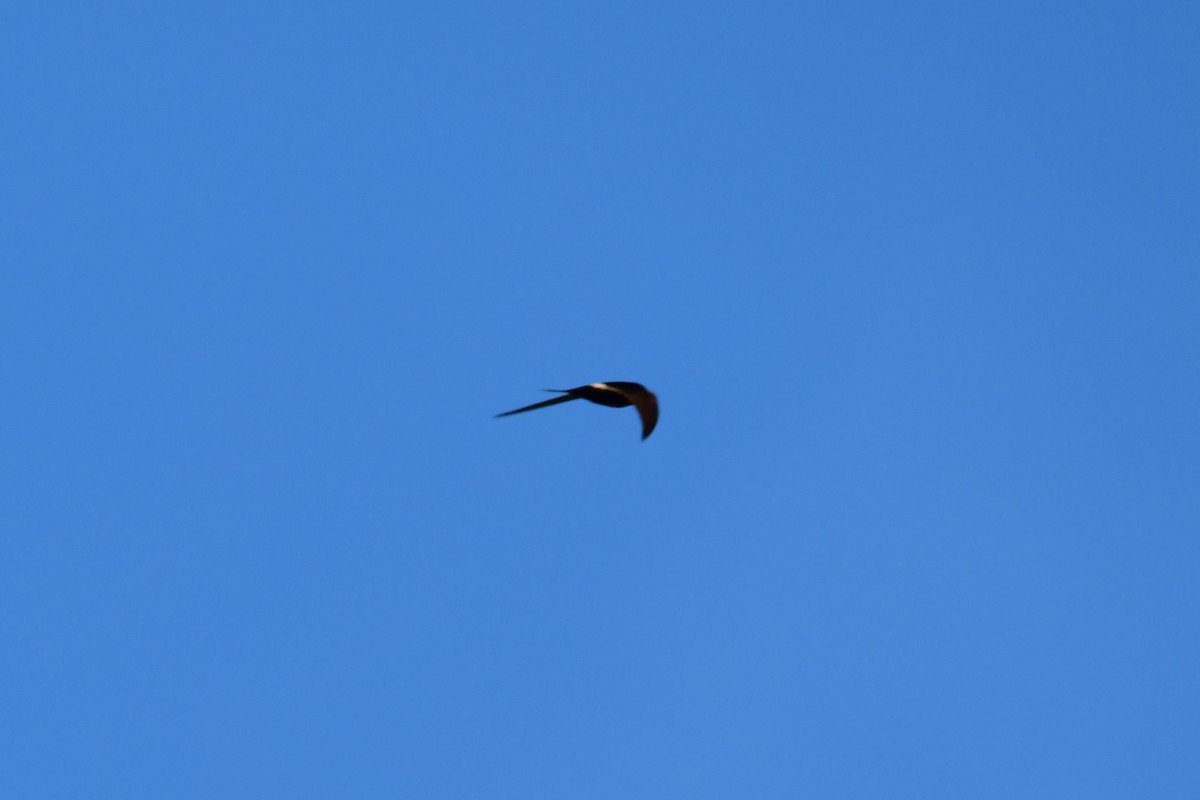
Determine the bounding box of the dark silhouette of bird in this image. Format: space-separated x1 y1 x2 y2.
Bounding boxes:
495 382 659 440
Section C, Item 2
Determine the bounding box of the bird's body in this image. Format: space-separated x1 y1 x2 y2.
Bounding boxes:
495 382 659 440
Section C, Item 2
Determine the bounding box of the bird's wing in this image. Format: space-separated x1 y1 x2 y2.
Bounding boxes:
612 385 658 439
493 393 579 418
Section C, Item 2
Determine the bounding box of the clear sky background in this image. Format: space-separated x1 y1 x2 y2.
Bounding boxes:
3 2 1197 797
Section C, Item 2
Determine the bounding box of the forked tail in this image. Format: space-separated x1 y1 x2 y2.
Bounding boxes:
494 392 579 418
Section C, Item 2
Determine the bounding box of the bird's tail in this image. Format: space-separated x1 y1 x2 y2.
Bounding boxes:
494 393 579 418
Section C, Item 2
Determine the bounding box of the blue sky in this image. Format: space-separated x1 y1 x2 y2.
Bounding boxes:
3 2 1197 797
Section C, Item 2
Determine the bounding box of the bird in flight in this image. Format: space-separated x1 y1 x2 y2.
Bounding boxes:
495 382 659 440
